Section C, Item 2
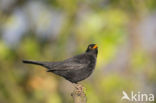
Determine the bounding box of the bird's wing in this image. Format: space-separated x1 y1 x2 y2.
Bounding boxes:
47 54 91 71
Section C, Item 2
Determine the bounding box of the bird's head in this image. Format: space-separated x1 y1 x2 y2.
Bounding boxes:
86 44 98 56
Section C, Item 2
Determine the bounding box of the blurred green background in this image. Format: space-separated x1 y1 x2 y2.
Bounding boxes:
0 0 156 103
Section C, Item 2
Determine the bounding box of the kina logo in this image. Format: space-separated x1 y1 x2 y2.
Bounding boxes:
121 91 155 102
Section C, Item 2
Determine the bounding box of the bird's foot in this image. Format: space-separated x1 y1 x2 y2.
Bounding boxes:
75 84 83 90
73 84 84 96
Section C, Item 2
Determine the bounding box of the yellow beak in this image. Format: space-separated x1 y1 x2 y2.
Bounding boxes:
92 44 98 49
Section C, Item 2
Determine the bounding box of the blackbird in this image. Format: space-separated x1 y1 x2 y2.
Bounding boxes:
23 44 98 83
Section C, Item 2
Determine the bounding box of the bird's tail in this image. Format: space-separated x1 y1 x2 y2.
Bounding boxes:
22 60 45 67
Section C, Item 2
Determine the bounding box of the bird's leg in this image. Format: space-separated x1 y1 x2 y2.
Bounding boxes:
75 84 82 90
76 83 86 91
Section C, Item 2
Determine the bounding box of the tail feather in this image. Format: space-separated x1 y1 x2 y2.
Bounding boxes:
22 60 45 66
22 60 57 71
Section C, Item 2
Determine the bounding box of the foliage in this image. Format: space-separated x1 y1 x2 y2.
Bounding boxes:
0 0 156 103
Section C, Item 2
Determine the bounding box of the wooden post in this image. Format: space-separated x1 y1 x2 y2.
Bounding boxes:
71 84 87 103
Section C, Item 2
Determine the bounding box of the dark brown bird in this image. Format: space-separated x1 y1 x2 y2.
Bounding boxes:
23 44 98 83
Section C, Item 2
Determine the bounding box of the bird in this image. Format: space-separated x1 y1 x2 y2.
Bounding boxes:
23 44 98 84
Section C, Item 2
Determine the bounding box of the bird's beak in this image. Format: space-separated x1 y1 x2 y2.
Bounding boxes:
92 44 98 49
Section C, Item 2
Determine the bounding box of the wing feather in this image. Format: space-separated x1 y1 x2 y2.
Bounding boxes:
47 54 90 71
